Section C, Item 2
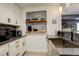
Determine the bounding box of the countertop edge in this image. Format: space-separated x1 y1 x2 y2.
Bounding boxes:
0 35 27 46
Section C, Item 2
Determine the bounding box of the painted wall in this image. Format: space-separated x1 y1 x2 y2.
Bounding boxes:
21 5 62 36
21 5 62 52
62 4 79 15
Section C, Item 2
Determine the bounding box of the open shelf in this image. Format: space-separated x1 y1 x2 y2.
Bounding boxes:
26 20 47 23
27 30 47 33
26 11 47 33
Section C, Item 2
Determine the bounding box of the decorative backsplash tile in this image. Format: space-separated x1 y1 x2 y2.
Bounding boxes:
26 23 47 31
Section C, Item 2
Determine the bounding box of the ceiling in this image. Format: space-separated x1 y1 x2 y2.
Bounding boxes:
16 3 59 8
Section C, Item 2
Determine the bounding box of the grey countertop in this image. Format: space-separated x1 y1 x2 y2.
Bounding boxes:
0 35 26 46
49 38 79 55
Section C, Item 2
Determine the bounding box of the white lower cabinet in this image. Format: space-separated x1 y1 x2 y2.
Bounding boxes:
73 48 79 55
63 48 73 55
9 37 26 56
9 39 20 56
9 45 17 56
19 37 26 55
0 44 9 56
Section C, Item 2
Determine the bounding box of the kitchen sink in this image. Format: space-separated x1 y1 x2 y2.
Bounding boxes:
49 38 79 48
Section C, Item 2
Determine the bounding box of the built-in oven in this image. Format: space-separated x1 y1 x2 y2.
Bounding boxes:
0 28 12 42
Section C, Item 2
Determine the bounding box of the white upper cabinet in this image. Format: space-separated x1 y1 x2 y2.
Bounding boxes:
14 5 21 26
0 4 21 26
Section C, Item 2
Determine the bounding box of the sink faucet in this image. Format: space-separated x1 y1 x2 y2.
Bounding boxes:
71 31 73 41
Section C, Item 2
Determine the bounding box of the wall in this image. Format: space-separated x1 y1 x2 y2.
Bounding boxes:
62 4 79 15
21 5 62 53
21 5 62 36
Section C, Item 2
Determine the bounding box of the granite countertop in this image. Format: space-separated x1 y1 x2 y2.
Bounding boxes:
62 37 79 47
49 38 79 55
0 35 27 46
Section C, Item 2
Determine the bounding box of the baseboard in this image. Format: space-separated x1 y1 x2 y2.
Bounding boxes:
26 51 49 56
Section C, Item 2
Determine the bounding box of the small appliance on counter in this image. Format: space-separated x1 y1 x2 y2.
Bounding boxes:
33 29 38 31
0 28 12 42
27 25 32 32
11 30 22 37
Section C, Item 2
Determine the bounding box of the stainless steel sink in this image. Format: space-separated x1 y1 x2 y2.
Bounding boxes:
50 38 79 48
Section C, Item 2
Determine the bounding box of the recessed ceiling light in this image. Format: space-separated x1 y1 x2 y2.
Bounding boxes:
59 6 62 13
66 3 70 7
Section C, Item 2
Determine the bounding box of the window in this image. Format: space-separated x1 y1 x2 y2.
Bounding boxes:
77 23 79 31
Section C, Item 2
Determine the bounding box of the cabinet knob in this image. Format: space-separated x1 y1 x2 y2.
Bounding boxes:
23 42 25 46
8 18 11 23
16 20 17 24
7 52 9 56
16 45 20 48
16 41 19 43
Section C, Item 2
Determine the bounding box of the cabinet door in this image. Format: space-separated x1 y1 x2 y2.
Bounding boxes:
0 44 9 56
14 6 21 26
19 38 26 55
63 48 73 55
0 16 8 24
9 46 17 56
10 18 16 25
0 52 8 56
73 48 79 55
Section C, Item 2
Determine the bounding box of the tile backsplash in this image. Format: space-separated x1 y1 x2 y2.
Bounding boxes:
26 23 47 31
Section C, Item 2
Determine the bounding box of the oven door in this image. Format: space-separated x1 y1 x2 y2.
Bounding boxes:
0 29 6 42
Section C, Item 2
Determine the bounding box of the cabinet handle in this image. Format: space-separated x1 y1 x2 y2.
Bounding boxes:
23 42 25 46
7 52 9 56
16 53 20 56
8 18 11 23
16 41 19 43
16 20 17 24
16 45 20 48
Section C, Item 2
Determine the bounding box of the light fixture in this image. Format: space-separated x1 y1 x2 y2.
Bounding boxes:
59 6 62 13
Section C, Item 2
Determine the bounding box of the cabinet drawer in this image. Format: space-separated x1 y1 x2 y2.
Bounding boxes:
73 48 79 55
0 44 8 52
63 48 73 55
9 40 20 47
